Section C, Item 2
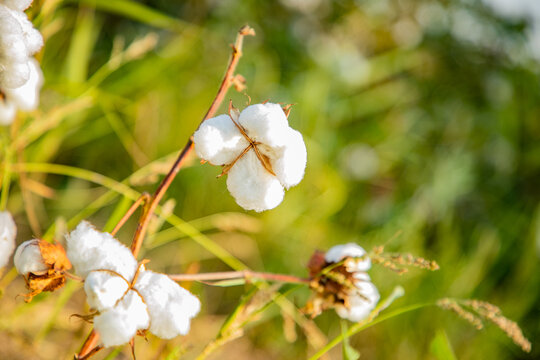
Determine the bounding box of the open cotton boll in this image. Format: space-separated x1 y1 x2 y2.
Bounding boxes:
194 102 307 212
0 211 16 268
66 221 138 280
13 239 48 275
335 274 380 322
193 114 249 165
4 58 43 111
94 290 150 348
325 242 371 272
226 150 284 212
84 271 130 311
2 0 33 11
270 129 307 188
238 103 290 147
134 270 201 339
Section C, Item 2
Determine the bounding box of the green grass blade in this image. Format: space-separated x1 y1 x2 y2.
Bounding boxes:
65 0 185 30
64 6 98 83
430 330 458 360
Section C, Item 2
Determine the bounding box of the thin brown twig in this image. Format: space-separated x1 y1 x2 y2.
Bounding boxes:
168 270 310 284
111 192 150 236
129 25 255 258
75 25 255 360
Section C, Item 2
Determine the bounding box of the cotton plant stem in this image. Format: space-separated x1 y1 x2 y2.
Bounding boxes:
129 25 255 258
169 270 310 284
75 25 255 360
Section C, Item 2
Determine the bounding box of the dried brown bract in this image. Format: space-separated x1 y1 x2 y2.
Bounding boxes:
15 239 72 302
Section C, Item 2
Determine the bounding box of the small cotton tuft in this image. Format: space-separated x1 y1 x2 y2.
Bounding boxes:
0 211 17 268
325 242 371 272
226 150 285 212
135 270 201 339
94 290 150 348
84 271 130 311
193 114 248 165
238 103 290 147
13 239 48 275
3 58 43 111
3 0 34 11
335 272 380 322
66 221 138 280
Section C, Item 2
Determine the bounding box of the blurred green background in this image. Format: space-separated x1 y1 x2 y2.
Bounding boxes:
1 0 539 359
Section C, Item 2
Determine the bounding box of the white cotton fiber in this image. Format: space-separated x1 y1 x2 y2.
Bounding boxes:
134 270 201 339
0 211 16 268
66 221 138 280
94 290 149 348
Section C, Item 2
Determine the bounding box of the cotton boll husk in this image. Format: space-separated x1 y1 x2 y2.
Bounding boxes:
13 239 48 275
226 150 284 212
4 58 43 110
2 0 33 11
84 271 130 311
238 103 290 147
335 274 380 322
325 243 371 271
0 211 16 268
66 221 138 280
94 290 150 347
193 114 249 165
135 270 201 339
269 129 307 188
0 99 16 125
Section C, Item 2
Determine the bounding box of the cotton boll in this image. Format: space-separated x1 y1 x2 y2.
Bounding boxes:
0 211 16 268
66 221 138 280
2 0 33 11
335 275 380 322
13 239 48 275
193 114 249 165
325 243 371 271
226 150 285 212
135 270 200 339
84 271 130 311
270 129 307 188
5 58 43 110
239 103 290 147
94 290 150 348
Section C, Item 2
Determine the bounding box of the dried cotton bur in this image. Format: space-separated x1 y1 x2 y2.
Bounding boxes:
14 238 71 301
437 298 531 353
305 243 380 322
